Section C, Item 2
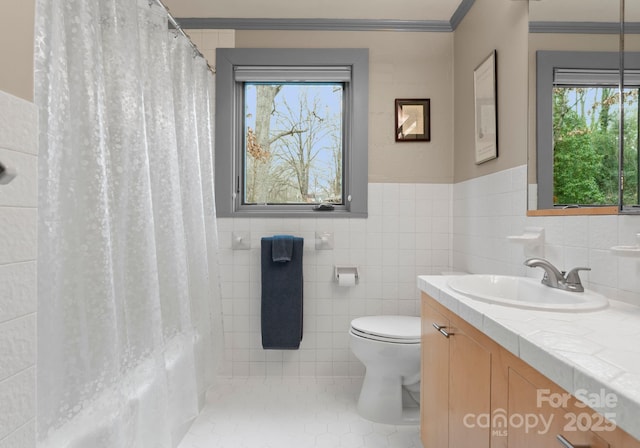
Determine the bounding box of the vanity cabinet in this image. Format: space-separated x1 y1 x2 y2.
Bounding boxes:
421 298 492 448
421 292 640 448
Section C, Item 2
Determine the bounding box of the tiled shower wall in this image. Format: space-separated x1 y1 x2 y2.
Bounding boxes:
453 164 640 307
0 90 38 447
217 183 452 377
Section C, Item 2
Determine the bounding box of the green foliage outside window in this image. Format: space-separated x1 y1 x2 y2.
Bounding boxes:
552 87 639 206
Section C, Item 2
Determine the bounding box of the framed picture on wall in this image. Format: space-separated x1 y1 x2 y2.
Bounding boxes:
395 98 430 142
473 50 498 164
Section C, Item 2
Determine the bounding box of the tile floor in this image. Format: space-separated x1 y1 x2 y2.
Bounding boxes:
178 377 424 448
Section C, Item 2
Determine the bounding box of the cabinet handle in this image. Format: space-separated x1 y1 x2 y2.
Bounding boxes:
432 322 451 338
556 434 589 448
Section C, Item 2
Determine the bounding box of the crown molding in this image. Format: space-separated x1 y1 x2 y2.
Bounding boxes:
175 17 451 32
175 0 476 33
530 21 640 34
450 0 475 30
625 22 640 34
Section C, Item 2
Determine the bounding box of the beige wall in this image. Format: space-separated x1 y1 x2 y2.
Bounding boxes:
0 1 531 182
235 30 455 184
1 0 35 101
452 0 528 183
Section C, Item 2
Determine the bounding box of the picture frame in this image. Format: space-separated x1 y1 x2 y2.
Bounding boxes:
473 50 498 164
395 98 430 142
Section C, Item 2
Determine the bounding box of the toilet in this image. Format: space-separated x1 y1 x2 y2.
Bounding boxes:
349 315 421 425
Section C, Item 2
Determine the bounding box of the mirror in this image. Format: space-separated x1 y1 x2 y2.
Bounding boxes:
623 1 640 210
527 0 636 213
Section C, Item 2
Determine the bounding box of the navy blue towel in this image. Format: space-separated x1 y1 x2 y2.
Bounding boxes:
261 236 304 349
272 234 294 262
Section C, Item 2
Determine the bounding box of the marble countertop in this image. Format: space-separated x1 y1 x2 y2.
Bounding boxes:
418 275 640 441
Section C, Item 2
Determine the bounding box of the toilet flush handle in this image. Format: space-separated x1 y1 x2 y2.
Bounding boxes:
432 322 451 338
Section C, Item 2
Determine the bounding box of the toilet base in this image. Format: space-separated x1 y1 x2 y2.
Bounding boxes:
356 373 420 425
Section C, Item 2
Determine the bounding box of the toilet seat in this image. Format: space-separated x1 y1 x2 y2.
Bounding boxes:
350 316 421 344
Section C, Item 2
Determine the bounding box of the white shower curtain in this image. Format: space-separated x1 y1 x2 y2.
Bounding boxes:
34 0 222 446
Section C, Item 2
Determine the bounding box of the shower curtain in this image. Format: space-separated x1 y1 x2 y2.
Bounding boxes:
34 0 222 446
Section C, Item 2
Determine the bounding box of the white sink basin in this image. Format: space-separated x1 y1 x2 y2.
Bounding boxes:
447 275 608 312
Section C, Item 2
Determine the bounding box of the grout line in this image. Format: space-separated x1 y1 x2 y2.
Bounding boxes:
0 365 35 386
0 418 35 444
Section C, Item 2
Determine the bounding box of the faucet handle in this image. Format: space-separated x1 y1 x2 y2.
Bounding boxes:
565 267 591 291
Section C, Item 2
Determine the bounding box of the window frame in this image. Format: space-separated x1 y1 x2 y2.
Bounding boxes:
536 51 621 209
536 50 640 210
215 48 369 218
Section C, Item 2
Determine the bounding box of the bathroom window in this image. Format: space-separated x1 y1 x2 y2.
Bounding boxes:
215 48 369 217
536 51 640 209
552 71 623 206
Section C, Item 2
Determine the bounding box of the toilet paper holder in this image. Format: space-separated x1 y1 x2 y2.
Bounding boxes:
334 265 359 284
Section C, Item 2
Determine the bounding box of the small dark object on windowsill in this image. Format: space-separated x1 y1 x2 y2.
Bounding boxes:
313 203 335 211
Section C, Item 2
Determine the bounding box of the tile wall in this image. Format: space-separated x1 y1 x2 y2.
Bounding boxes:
0 90 38 447
217 182 452 377
217 164 640 378
453 164 640 307
452 165 529 276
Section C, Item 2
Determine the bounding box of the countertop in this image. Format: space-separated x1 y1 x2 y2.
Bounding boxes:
418 275 640 441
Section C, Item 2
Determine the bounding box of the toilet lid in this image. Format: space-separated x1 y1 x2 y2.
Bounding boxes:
350 316 421 344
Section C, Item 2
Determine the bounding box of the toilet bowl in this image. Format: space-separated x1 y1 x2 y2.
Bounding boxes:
349 315 421 425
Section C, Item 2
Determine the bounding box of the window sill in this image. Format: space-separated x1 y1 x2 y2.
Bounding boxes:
527 206 618 217
226 208 368 219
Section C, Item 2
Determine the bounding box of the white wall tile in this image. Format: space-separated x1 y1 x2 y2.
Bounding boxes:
588 249 619 290
0 315 35 380
0 368 35 440
222 182 452 376
562 216 588 247
452 164 640 306
0 149 37 208
0 262 36 324
618 257 640 294
0 208 37 264
589 215 620 250
0 92 37 156
0 91 37 446
223 164 640 378
0 420 35 448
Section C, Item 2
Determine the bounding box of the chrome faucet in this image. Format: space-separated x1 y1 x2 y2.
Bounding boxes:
524 258 590 292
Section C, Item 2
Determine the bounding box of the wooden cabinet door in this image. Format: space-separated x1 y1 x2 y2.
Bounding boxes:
421 301 450 448
507 368 610 448
508 368 567 447
421 300 492 448
449 325 492 448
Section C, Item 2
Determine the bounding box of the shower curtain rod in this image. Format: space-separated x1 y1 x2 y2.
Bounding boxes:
154 0 216 74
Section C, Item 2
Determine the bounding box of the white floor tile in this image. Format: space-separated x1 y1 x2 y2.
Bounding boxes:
178 377 423 448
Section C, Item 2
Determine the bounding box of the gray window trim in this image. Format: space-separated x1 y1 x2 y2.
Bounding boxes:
215 48 369 218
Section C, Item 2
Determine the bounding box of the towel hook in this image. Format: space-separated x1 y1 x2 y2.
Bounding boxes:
232 231 251 250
